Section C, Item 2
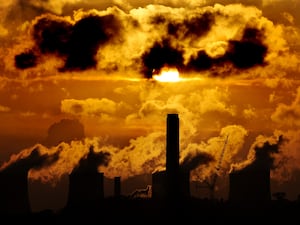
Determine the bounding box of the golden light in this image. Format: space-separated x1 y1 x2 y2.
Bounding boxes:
153 67 181 82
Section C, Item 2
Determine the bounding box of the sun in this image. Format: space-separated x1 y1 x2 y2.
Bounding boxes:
153 67 181 82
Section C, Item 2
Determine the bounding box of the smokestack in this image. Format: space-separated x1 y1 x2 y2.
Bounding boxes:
152 113 190 200
166 113 179 174
166 113 180 199
114 176 121 198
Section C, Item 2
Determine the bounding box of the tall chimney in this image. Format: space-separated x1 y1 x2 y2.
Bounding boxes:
152 113 190 200
166 113 180 199
166 113 179 174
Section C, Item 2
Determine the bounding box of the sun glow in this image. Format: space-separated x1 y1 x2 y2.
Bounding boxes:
153 67 181 82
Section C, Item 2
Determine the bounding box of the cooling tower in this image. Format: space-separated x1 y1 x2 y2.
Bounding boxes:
66 171 104 208
228 168 271 206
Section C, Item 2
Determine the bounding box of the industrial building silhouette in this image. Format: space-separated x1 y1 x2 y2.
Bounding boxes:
0 148 59 215
228 136 279 206
67 171 104 208
66 113 190 207
0 114 287 207
0 168 31 214
66 146 107 208
228 167 271 206
0 114 300 225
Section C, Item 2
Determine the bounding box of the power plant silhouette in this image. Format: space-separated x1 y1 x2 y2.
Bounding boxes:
0 166 31 214
0 114 279 208
66 145 107 208
0 148 60 215
228 166 271 206
0 113 299 225
66 113 190 206
228 138 274 206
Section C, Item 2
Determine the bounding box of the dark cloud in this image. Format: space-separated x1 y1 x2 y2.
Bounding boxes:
0 146 60 173
186 50 215 71
168 11 215 40
71 145 110 174
15 50 38 69
15 13 122 71
43 118 85 147
13 5 270 77
63 14 122 71
141 39 184 78
150 14 167 25
141 18 268 78
185 27 268 75
226 27 268 69
32 16 73 55
150 11 215 39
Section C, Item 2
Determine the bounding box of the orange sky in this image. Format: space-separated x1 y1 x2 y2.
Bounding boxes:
0 0 300 211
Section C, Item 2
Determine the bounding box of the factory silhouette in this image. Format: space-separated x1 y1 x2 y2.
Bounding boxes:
1 114 300 224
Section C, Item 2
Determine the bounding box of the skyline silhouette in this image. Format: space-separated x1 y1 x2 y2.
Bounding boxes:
1 113 300 225
0 113 300 225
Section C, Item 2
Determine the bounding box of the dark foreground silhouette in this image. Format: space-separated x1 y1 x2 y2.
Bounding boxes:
0 115 298 224
1 197 300 225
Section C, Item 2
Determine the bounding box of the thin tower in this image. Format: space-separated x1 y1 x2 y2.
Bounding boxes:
166 113 180 174
166 113 180 199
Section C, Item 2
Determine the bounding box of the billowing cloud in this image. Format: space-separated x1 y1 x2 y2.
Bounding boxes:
20 0 84 15
14 10 123 71
0 105 10 112
70 145 110 174
0 121 247 185
3 3 296 80
43 118 85 147
230 134 284 173
141 39 185 78
184 124 248 182
61 98 127 120
1 113 300 188
243 106 257 119
0 137 110 185
0 145 60 173
271 86 300 127
278 130 300 180
126 85 235 121
230 129 300 183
